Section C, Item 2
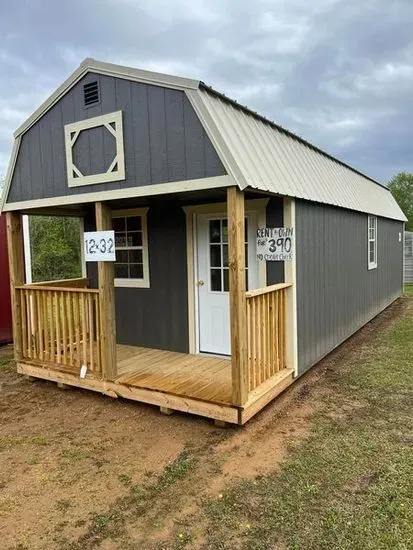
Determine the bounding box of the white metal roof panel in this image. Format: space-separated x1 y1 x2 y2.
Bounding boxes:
190 88 406 222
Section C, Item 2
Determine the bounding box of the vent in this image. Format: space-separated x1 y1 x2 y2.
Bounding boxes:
83 81 99 107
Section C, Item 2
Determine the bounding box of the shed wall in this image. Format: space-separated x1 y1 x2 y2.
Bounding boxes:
404 231 413 283
266 197 285 285
7 73 225 204
86 202 189 353
296 200 403 375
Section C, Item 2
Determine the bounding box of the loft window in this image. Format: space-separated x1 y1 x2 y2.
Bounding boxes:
113 208 150 288
368 215 377 270
83 81 99 107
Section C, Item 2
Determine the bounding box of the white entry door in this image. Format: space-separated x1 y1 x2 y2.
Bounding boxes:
197 213 259 355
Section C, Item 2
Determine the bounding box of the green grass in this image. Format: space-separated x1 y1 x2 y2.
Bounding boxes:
202 299 413 550
404 284 413 297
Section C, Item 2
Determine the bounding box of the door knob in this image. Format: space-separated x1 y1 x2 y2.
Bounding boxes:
197 280 205 287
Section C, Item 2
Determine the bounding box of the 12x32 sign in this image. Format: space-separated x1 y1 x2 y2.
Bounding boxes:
256 227 294 261
84 230 116 262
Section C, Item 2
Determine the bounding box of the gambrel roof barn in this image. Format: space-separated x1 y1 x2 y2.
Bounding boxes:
1 58 406 424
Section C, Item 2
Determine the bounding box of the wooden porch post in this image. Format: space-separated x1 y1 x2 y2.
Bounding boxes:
227 186 249 406
5 211 25 361
95 202 117 380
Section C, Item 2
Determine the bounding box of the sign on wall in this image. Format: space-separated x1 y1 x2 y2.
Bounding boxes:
84 231 116 262
256 227 294 261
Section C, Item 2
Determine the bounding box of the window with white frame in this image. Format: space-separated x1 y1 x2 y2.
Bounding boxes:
368 215 377 270
113 208 150 288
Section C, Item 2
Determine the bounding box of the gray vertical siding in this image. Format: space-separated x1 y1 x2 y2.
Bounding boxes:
296 200 403 375
7 73 226 204
85 202 189 353
404 232 413 283
266 197 285 285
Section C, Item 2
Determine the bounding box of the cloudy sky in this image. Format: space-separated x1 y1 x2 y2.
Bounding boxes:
1 0 412 183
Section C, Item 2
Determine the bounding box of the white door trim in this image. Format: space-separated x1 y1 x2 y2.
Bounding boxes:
183 198 268 355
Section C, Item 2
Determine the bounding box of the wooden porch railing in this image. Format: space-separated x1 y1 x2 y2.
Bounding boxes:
15 283 102 376
246 283 292 391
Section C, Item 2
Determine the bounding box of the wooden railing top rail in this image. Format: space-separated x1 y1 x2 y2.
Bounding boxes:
16 284 99 294
30 277 89 289
246 282 292 299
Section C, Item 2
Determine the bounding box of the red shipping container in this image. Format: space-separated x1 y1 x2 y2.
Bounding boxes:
0 215 12 344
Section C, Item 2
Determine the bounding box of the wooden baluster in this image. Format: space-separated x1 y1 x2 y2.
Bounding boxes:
62 292 68 366
49 291 55 362
68 293 74 366
42 290 49 362
81 293 87 369
31 289 38 360
26 291 32 360
36 290 44 361
246 299 251 391
280 289 285 369
273 292 279 372
250 298 255 390
95 294 102 376
55 291 61 364
20 290 27 359
87 294 94 374
74 294 81 370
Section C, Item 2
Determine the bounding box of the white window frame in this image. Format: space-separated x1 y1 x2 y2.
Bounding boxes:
113 207 150 288
368 215 377 270
64 110 125 188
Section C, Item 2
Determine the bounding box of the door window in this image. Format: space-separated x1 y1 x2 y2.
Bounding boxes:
208 218 248 292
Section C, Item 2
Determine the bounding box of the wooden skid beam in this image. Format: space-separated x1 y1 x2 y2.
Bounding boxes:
17 363 240 424
227 186 248 406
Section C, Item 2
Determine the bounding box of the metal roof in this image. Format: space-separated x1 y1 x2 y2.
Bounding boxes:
187 87 406 222
5 58 407 221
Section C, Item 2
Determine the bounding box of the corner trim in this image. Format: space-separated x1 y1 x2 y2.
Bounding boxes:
283 197 298 376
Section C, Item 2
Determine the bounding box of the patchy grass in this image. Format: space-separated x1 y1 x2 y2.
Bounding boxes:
404 284 413 297
202 300 413 550
58 449 199 549
0 355 12 372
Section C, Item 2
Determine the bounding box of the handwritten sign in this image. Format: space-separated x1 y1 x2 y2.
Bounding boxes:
256 227 294 261
84 231 116 262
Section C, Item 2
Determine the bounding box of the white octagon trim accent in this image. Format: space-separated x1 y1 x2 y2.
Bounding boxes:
64 110 125 188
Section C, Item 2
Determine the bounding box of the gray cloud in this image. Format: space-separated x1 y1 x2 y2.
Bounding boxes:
1 0 412 182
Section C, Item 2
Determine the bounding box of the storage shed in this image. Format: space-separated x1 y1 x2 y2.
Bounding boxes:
404 231 413 283
0 215 12 344
0 58 406 424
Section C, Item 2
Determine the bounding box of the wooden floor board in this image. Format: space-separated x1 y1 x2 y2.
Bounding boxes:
114 345 232 404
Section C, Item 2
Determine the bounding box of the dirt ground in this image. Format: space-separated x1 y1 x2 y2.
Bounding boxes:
0 297 407 550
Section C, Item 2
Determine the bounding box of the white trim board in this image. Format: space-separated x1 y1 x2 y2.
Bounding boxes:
65 110 125 188
112 207 150 289
283 197 298 376
2 175 235 213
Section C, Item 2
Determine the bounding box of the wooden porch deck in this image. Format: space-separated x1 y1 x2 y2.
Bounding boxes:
17 343 294 425
115 345 232 405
